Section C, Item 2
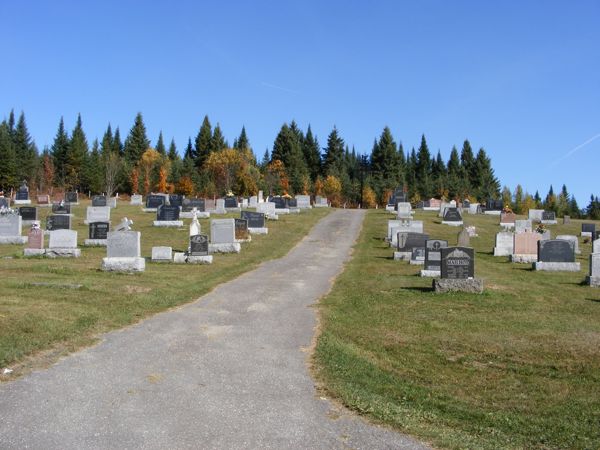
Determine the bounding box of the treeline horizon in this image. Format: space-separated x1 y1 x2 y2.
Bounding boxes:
0 109 599 219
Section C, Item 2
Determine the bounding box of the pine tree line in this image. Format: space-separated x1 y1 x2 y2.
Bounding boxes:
1 109 597 217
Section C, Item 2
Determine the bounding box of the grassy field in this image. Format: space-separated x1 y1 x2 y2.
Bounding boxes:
315 209 600 449
0 201 330 377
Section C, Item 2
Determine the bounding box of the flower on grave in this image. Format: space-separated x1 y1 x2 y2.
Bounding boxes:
226 190 234 197
282 192 292 199
0 206 17 216
502 205 513 214
535 223 547 234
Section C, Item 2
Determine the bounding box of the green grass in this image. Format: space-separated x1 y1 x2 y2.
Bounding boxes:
0 201 330 374
315 209 600 450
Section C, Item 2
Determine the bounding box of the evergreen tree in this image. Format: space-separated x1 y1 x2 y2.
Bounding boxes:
323 126 345 177
7 110 15 136
0 121 17 189
271 123 307 193
100 124 113 157
184 138 194 159
167 138 178 161
586 195 600 220
534 190 542 208
568 196 580 218
155 131 166 155
415 134 432 198
194 115 212 168
303 125 321 181
261 148 270 169
13 112 38 183
556 184 570 217
446 146 464 199
370 126 399 192
544 185 557 212
513 184 524 213
234 126 250 151
405 148 418 200
460 139 476 192
210 124 227 153
431 150 447 198
65 113 89 189
473 148 500 201
51 117 70 185
85 139 103 193
112 127 123 156
123 113 149 163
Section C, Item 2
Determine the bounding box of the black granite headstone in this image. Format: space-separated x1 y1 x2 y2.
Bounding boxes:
89 222 109 239
157 205 180 221
15 181 29 200
146 195 165 208
287 198 297 207
272 197 287 209
443 207 463 222
463 200 471 208
538 239 574 262
582 223 596 234
189 234 209 256
542 211 556 221
169 194 183 208
0 198 9 208
19 206 37 221
51 202 71 214
424 239 448 271
411 247 426 263
234 218 249 240
397 232 430 252
224 197 238 208
182 198 206 212
440 247 474 279
241 211 265 228
65 192 78 203
46 214 70 231
486 199 503 211
92 195 107 207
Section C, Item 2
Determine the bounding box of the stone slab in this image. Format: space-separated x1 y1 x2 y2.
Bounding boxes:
44 248 81 258
248 227 268 235
393 251 412 261
180 211 210 219
84 239 107 247
433 278 484 293
142 208 158 213
23 248 45 256
208 243 241 254
13 199 32 205
152 246 173 261
483 210 501 215
511 254 538 263
153 221 184 227
441 221 464 226
101 257 145 272
420 269 441 277
533 262 581 272
0 236 27 244
173 253 213 264
409 259 425 265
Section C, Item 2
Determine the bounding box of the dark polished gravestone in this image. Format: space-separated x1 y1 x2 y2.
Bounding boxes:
19 206 37 221
423 239 448 273
241 211 265 229
397 232 430 252
65 191 78 203
541 211 557 223
442 207 463 224
485 199 503 211
234 218 249 240
157 205 180 221
182 198 206 212
534 239 580 272
92 195 107 207
169 194 184 208
189 234 209 256
271 197 287 209
15 181 29 201
224 197 238 208
582 223 596 236
51 202 71 215
287 198 298 208
146 195 166 209
46 214 71 231
410 247 426 265
89 222 110 240
440 247 475 279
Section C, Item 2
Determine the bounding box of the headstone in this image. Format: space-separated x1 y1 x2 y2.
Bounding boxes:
563 215 571 225
0 213 24 243
15 181 29 201
49 229 77 249
396 232 429 253
587 253 600 287
242 211 266 229
582 223 596 237
512 231 541 263
86 206 110 224
485 199 503 212
204 199 216 211
157 205 180 221
257 202 276 217
92 195 107 207
146 195 165 209
272 197 287 209
442 207 463 225
468 203 481 215
534 239 580 271
296 195 311 209
541 211 557 224
101 231 144 272
107 197 117 208
89 222 110 240
556 235 580 254
215 198 226 213
500 212 516 227
65 191 78 203
130 194 143 205
37 195 49 205
287 198 297 208
494 231 514 256
234 218 249 241
182 198 205 212
169 194 183 208
389 220 424 247
397 202 412 218
409 247 426 265
27 225 44 249
457 228 470 247
224 196 238 208
189 234 209 256
211 219 235 244
0 197 9 208
249 196 258 208
46 214 71 231
440 247 475 279
152 246 173 261
19 206 37 221
462 199 471 208
258 191 263 202
51 202 70 215
514 219 532 234
315 196 329 207
423 239 448 274
528 209 544 222
593 238 600 254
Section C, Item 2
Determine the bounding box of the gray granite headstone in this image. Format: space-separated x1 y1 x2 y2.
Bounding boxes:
89 222 110 240
210 219 235 244
0 214 22 236
86 206 111 223
189 234 209 256
46 215 70 231
424 239 448 271
457 228 470 247
19 206 37 221
494 231 514 256
146 195 165 208
157 205 180 221
49 229 77 248
514 219 532 234
106 231 141 258
397 232 429 252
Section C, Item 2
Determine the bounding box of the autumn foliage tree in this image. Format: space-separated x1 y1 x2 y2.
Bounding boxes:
265 159 289 195
323 175 342 207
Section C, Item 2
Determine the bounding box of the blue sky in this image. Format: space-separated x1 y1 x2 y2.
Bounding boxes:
1 1 599 204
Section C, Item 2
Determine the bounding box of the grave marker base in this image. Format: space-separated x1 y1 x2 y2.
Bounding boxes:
101 257 145 272
180 211 210 219
493 247 512 256
142 208 158 213
208 243 241 254
151 246 172 262
441 221 464 226
541 220 557 225
13 199 32 205
45 248 81 258
173 253 213 264
409 259 425 265
511 254 537 263
393 251 412 261
586 276 600 287
433 278 484 293
84 239 107 246
420 269 441 277
484 210 501 215
24 248 45 256
0 236 27 244
533 262 581 272
152 220 184 227
248 227 268 235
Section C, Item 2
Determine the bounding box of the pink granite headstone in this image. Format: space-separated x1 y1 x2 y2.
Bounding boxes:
513 231 541 255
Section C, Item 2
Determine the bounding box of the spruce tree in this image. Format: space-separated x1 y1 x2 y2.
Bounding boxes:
194 115 212 168
460 139 476 192
155 131 166 155
86 139 103 193
302 125 321 181
112 127 123 156
51 117 70 186
184 138 194 159
7 110 15 136
431 150 447 197
446 146 463 199
234 126 250 151
66 113 89 189
261 148 270 168
0 121 17 189
123 113 149 163
415 134 432 198
167 138 178 161
323 126 345 177
13 112 38 184
514 185 524 213
210 124 227 153
473 148 500 201
100 124 113 158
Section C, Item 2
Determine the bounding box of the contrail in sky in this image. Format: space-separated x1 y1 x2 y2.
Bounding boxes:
548 132 600 167
260 81 300 95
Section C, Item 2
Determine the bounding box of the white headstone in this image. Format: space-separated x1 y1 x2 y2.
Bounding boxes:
49 229 78 248
0 214 22 236
593 239 600 254
528 209 544 222
86 206 111 223
106 231 141 258
130 194 143 205
514 219 532 234
190 210 201 236
211 219 235 244
249 196 258 207
494 231 514 256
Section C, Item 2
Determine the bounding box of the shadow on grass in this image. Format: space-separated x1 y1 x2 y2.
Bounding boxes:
375 256 395 260
587 298 600 303
401 285 434 293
